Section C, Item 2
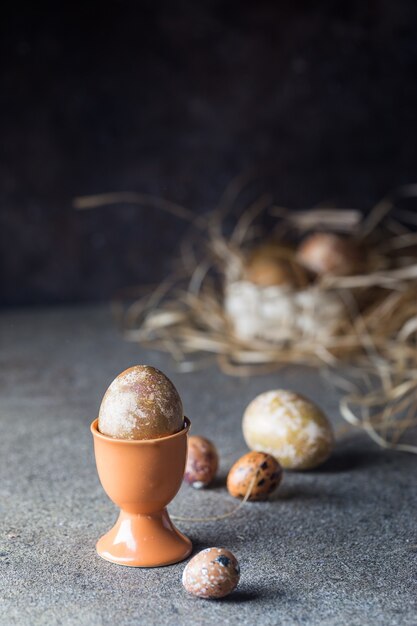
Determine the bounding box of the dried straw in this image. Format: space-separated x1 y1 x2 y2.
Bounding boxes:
74 180 417 454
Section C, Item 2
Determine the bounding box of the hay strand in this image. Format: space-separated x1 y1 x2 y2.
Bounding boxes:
171 472 259 523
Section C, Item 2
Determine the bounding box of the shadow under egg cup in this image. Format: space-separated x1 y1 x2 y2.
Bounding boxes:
91 417 192 567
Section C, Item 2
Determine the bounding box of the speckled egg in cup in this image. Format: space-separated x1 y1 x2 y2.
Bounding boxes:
98 365 184 440
182 548 240 599
243 390 334 470
92 365 192 567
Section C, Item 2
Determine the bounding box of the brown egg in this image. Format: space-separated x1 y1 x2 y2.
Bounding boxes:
296 233 362 276
182 548 240 599
227 451 283 501
244 254 295 287
184 436 219 488
98 365 184 440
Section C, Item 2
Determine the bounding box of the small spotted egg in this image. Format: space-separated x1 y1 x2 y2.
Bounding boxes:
182 548 240 599
227 451 283 501
184 436 218 488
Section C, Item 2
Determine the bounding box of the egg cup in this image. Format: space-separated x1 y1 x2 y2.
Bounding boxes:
91 417 192 567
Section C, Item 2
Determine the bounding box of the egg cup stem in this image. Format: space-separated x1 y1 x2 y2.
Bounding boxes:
97 509 192 568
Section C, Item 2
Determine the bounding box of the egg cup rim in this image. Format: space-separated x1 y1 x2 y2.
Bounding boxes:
91 416 190 444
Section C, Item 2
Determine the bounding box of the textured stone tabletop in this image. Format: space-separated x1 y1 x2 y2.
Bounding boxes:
0 306 416 626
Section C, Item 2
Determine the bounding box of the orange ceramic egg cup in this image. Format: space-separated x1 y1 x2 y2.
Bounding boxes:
91 417 192 567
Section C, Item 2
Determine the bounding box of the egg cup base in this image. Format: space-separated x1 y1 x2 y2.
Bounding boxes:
96 508 192 568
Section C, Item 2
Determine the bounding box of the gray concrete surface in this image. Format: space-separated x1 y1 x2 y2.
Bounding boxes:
0 306 416 626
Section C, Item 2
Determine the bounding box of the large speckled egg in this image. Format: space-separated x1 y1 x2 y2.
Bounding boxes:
184 436 219 488
243 390 334 470
227 451 283 501
182 548 240 599
98 365 184 440
296 233 362 276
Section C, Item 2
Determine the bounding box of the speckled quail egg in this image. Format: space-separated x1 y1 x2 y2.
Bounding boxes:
184 436 219 488
182 548 240 599
227 451 283 500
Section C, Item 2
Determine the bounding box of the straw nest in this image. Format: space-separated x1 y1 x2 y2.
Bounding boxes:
75 180 417 454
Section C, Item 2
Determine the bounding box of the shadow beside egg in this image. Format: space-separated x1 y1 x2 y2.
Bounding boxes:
219 583 289 604
208 473 228 490
270 484 334 502
216 589 261 603
313 447 383 473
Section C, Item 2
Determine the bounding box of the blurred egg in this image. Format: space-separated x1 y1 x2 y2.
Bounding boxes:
242 390 334 470
244 255 295 287
182 548 240 599
227 451 283 500
184 436 219 488
98 365 184 440
296 232 362 276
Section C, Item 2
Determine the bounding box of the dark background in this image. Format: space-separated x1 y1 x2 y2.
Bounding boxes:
1 0 417 307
